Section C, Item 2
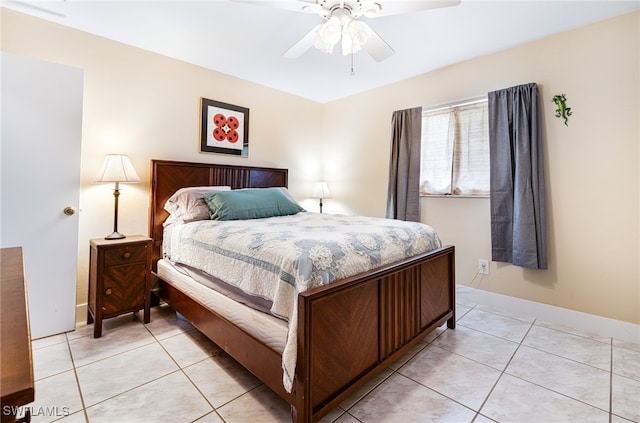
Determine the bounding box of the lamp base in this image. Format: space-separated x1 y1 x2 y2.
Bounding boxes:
105 231 126 240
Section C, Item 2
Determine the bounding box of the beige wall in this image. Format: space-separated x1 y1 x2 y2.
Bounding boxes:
2 8 638 324
321 11 639 324
1 8 324 307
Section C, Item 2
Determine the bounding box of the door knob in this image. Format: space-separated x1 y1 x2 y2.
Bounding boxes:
63 206 76 216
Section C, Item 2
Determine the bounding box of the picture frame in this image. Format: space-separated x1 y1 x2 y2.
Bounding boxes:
200 98 249 157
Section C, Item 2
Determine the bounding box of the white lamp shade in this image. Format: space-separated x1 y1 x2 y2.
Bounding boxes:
94 154 141 183
314 10 373 57
342 19 372 55
311 182 332 199
315 16 342 54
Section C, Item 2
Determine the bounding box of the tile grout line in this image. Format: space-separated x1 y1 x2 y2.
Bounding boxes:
350 303 621 422
68 317 157 370
608 338 613 423
394 303 494 422
336 305 468 421
337 326 451 421
512 342 612 375
63 331 90 423
69 313 197 420
501 321 614 416
456 322 527 345
137 310 228 423
78 326 205 419
388 324 485 421
143 307 270 421
472 318 537 421
399 372 480 420
84 369 188 419
34 300 631 423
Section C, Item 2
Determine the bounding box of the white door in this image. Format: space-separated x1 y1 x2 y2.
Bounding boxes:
1 52 83 339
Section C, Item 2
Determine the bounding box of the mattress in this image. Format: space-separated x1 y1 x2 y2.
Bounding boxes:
172 262 274 315
157 259 287 354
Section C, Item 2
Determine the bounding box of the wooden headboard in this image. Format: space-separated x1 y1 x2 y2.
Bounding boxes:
148 159 288 268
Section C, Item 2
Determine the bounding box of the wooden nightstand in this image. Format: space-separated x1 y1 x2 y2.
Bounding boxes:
88 235 152 338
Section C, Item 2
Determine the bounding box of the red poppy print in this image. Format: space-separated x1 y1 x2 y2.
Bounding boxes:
212 113 240 143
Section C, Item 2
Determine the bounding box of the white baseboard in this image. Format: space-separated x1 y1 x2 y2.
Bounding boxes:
456 285 640 344
75 303 88 328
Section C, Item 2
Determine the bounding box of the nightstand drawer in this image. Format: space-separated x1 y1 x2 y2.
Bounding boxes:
103 243 148 266
101 264 146 315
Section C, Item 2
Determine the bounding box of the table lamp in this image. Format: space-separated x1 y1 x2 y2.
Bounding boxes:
311 181 331 214
94 154 141 239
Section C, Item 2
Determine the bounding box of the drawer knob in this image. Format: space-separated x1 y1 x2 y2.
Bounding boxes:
122 252 131 259
104 288 113 295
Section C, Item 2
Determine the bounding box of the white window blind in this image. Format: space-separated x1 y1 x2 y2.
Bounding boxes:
419 100 489 196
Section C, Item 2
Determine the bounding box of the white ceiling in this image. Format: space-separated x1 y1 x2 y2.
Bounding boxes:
2 0 638 103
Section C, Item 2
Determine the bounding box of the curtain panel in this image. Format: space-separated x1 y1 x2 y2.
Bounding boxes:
386 107 422 221
488 83 548 269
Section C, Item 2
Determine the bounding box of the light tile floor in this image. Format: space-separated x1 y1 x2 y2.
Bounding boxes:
25 292 639 423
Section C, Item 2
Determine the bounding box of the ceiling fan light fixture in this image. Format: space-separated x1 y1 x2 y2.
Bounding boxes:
314 9 374 57
342 19 372 55
315 15 343 54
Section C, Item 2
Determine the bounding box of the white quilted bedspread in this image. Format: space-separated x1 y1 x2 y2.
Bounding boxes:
166 212 442 392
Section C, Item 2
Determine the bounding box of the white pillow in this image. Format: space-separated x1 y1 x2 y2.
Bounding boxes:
164 186 231 222
274 187 298 203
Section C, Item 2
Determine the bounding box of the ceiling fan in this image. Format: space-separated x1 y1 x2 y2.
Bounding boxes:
234 0 460 62
5 0 68 18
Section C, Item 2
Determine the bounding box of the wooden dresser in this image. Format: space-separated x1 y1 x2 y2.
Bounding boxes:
1 247 34 423
88 235 152 338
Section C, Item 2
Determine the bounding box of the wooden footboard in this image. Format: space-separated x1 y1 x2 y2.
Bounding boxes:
295 245 455 422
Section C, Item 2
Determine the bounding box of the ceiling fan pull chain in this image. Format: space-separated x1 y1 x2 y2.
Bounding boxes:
350 52 356 76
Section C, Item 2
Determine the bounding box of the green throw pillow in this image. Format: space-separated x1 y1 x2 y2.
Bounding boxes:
203 188 305 221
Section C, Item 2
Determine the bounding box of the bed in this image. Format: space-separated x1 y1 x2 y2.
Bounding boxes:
148 159 456 422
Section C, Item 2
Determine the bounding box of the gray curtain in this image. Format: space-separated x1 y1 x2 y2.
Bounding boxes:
488 83 547 269
386 107 422 221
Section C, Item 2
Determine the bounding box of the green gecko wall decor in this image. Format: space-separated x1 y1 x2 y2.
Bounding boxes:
552 94 572 126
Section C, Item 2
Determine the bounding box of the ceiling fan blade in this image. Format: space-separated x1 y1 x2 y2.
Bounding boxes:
363 28 395 62
364 0 461 18
282 25 321 58
230 0 318 14
7 0 67 18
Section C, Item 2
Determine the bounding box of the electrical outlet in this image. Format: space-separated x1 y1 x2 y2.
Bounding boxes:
478 259 489 275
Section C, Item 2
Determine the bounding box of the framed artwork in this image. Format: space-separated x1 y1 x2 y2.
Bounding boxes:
200 98 249 157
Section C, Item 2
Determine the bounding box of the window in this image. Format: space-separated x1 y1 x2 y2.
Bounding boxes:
419 99 490 196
